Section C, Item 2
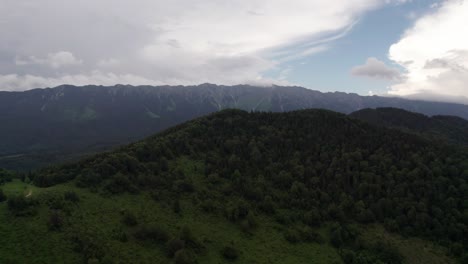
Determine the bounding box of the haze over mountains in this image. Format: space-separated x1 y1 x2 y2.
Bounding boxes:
2 84 468 170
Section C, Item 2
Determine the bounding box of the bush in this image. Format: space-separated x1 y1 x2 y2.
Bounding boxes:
180 226 202 250
111 228 128 242
284 229 301 243
200 199 219 213
340 249 356 264
105 173 137 194
134 224 169 243
221 246 239 261
330 229 343 248
166 238 185 257
372 242 403 264
174 249 194 264
225 200 249 222
303 209 321 226
70 233 105 260
7 195 37 216
48 211 64 231
0 189 6 202
121 210 138 226
300 227 325 244
7 195 28 211
64 191 80 203
173 200 181 214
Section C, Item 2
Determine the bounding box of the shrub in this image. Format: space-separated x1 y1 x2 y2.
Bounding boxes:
372 242 403 264
221 246 239 261
64 191 80 203
174 249 194 264
166 238 185 257
330 229 343 248
299 227 325 244
180 226 202 249
173 179 195 193
111 228 128 242
284 229 301 243
7 195 28 211
340 249 356 264
7 195 37 216
121 210 138 226
48 210 64 231
225 200 249 222
303 209 321 226
104 173 136 194
0 189 6 202
71 233 105 260
173 200 181 214
134 224 169 243
200 199 219 213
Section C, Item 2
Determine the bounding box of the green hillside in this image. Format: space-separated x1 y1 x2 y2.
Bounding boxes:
1 109 466 264
350 108 468 145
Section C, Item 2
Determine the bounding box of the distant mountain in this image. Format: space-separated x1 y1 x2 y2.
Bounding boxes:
1 84 468 170
350 108 468 145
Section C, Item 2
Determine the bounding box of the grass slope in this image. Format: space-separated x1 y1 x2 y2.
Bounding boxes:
0 177 341 264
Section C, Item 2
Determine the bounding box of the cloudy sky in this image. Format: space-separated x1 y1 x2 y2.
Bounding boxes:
1 0 467 102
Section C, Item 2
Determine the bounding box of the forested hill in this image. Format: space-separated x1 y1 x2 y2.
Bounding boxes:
27 109 467 263
350 108 468 145
2 84 468 170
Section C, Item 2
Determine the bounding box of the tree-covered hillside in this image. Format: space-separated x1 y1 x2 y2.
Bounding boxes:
1 109 467 263
350 108 468 145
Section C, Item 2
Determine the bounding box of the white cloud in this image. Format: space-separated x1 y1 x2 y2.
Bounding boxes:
97 58 121 69
388 0 468 98
0 72 163 92
0 0 407 91
15 51 82 68
351 57 402 80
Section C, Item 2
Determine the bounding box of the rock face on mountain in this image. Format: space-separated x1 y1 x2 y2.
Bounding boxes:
1 84 468 169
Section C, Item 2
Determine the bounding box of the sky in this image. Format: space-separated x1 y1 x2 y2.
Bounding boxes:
0 0 467 103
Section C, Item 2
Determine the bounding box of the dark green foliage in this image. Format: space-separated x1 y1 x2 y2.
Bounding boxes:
284 228 302 243
173 199 182 214
372 242 403 264
174 249 194 264
285 226 325 244
134 224 169 243
166 238 186 257
64 191 80 203
340 249 356 264
48 210 64 231
104 173 138 194
31 109 468 259
111 228 128 243
225 200 250 222
121 210 138 226
70 232 105 261
0 169 15 184
7 195 37 216
350 108 468 145
221 246 239 261
179 226 203 251
0 189 6 202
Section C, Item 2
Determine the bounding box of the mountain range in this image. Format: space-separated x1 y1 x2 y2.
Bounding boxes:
2 84 468 170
